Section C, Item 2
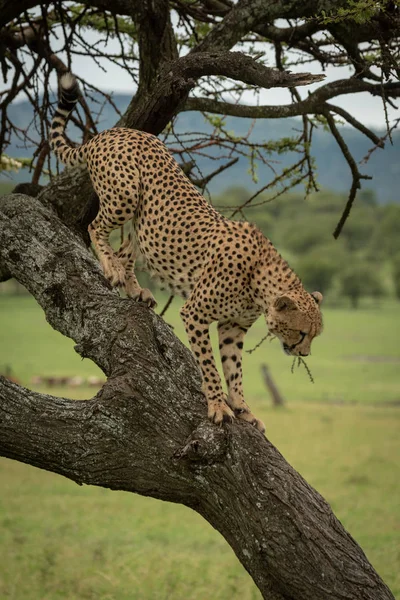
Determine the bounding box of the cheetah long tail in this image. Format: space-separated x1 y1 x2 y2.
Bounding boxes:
50 73 86 167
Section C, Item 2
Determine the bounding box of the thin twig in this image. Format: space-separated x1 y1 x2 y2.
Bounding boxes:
323 109 372 239
246 333 275 355
291 357 314 383
159 295 175 317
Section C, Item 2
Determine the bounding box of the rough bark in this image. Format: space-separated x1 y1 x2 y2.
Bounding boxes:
0 193 395 600
37 166 94 244
135 0 178 97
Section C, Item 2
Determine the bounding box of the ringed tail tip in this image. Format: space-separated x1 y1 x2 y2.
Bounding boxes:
60 72 78 92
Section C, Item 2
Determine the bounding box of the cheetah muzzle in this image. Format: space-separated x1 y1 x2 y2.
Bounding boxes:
50 73 324 434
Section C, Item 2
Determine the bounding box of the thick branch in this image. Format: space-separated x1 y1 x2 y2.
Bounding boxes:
179 51 325 88
136 0 178 96
183 78 400 120
255 20 321 44
175 0 400 63
194 0 351 53
0 193 395 600
0 0 141 27
0 0 50 27
122 50 325 132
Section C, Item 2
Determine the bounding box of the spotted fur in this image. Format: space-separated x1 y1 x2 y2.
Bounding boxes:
51 73 324 433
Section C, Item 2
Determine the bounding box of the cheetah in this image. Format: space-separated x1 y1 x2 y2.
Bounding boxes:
50 73 323 433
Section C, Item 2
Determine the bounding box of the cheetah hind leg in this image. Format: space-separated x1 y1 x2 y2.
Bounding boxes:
89 220 126 288
88 190 155 307
116 235 157 308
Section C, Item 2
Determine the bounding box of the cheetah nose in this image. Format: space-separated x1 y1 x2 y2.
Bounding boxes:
299 352 309 357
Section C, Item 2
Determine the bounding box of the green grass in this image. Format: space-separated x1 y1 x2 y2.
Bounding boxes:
0 294 399 599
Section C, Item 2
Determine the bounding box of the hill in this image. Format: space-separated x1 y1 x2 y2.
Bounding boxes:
1 94 399 203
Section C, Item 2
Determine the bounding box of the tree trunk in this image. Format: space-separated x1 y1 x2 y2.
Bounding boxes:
351 294 360 309
0 192 394 600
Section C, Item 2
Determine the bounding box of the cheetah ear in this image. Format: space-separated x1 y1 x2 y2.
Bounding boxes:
274 295 298 312
311 291 323 305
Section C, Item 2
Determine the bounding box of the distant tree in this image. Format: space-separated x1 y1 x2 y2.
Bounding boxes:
393 257 400 301
358 189 378 207
296 252 340 295
339 263 385 308
216 186 250 207
369 205 400 260
339 212 376 252
277 216 330 255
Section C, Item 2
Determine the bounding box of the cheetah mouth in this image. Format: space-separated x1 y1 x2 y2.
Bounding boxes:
283 332 307 356
283 345 309 357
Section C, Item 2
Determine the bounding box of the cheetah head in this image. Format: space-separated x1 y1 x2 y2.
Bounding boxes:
266 291 323 357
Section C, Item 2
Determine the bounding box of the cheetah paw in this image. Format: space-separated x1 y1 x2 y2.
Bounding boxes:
127 285 157 308
137 288 157 308
104 264 126 287
208 400 235 426
235 409 265 434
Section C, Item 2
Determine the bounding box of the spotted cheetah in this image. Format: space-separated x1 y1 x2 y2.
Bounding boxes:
50 73 323 433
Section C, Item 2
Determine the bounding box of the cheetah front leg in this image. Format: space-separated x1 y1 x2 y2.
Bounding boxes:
218 321 265 433
180 305 234 425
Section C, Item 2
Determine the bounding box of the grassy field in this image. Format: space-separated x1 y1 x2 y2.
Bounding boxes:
0 294 399 599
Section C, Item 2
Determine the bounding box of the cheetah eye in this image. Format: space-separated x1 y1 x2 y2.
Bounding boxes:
288 329 307 336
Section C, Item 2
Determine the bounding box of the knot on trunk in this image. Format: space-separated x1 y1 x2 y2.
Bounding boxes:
174 420 229 464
